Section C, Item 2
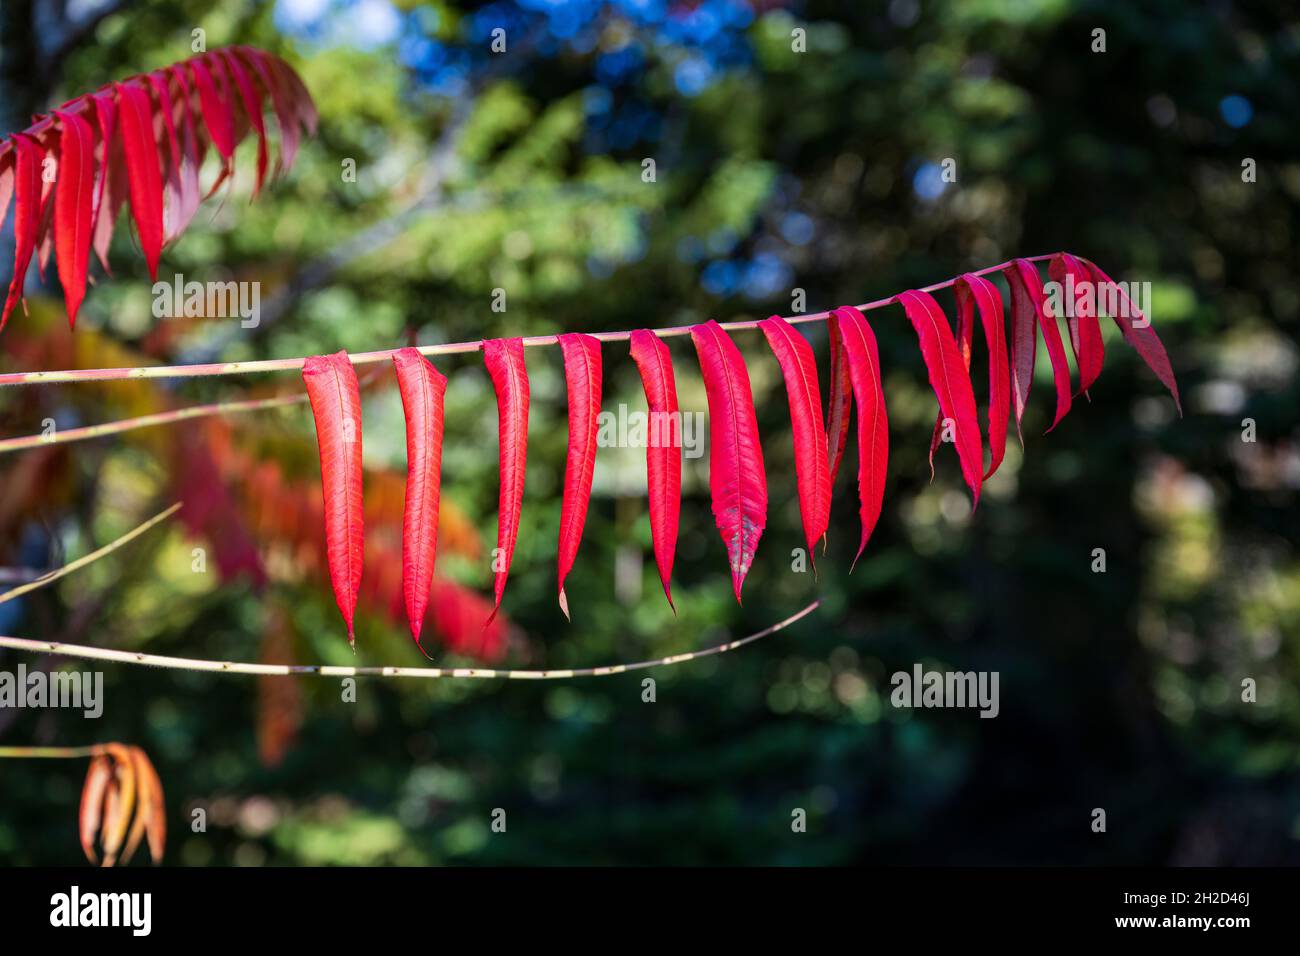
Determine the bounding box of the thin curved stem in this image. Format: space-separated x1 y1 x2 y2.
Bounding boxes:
0 599 822 679
0 746 99 759
0 255 1052 388
0 503 180 606
0 394 306 455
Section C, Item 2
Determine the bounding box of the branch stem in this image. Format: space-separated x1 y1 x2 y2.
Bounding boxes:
0 599 821 680
0 394 305 455
0 503 181 606
0 255 1053 388
0 746 99 759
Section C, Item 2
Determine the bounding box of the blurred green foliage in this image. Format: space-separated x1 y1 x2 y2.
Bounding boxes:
0 0 1297 865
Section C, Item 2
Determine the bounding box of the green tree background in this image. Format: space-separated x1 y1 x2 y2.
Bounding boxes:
0 0 1297 865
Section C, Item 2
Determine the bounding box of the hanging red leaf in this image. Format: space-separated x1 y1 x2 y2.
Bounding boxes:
302 351 365 645
956 272 1011 479
89 91 117 228
483 337 530 623
35 143 57 281
1049 252 1105 397
894 290 983 506
629 328 681 611
145 72 184 244
53 110 94 327
1 134 45 332
90 92 127 275
825 313 853 492
1004 258 1072 434
167 64 204 239
556 333 602 620
146 72 180 184
116 82 165 280
691 320 767 602
928 275 1011 479
189 58 235 165
0 47 311 331
392 347 447 652
238 46 302 174
217 49 269 196
1080 257 1181 414
830 307 889 567
759 314 830 564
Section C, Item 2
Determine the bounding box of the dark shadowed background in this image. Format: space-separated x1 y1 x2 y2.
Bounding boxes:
0 0 1297 865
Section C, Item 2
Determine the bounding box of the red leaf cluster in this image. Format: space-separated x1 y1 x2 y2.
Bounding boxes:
0 46 315 331
297 255 1179 643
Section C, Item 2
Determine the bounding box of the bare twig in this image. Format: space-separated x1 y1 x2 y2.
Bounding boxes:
0 503 181 606
0 393 305 455
0 599 822 680
0 745 99 759
0 254 1053 387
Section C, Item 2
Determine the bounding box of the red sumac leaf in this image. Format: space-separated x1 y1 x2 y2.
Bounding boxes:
691 320 767 602
1081 257 1181 414
117 82 165 280
1 133 45 332
238 46 301 174
759 314 830 564
35 143 56 280
189 58 235 162
629 328 681 611
90 91 117 228
894 290 983 506
392 347 447 653
217 49 269 196
1049 252 1105 397
0 47 312 330
483 337 530 623
825 314 853 494
956 273 1011 479
302 351 365 644
53 110 94 327
830 307 889 567
556 333 602 620
1004 258 1072 434
167 65 204 239
145 72 185 244
90 97 127 276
